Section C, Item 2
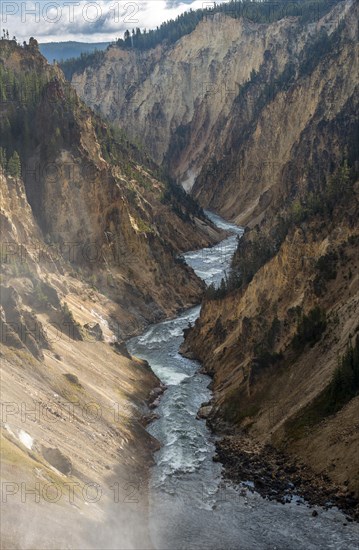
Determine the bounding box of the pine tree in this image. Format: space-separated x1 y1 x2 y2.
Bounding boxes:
0 147 6 170
7 151 21 178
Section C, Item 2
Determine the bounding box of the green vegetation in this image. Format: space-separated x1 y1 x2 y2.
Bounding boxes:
94 117 148 169
32 283 50 309
93 115 205 219
205 156 357 302
60 49 106 81
0 253 32 277
29 280 61 309
0 60 52 161
39 41 110 63
0 39 206 234
289 161 353 223
286 335 359 439
136 218 154 234
239 20 334 119
6 151 21 177
291 306 327 351
252 317 283 369
117 0 340 51
0 60 47 108
313 250 338 296
0 147 6 170
0 147 21 178
205 276 230 301
251 321 285 370
223 388 260 424
253 350 283 370
59 302 83 341
205 231 275 299
236 59 296 112
226 14 345 173
299 27 333 78
63 372 82 386
160 177 205 221
60 0 340 80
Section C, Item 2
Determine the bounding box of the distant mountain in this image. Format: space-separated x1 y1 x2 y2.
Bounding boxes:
39 40 111 62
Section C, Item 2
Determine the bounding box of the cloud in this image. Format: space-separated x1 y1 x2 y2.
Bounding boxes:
1 0 225 43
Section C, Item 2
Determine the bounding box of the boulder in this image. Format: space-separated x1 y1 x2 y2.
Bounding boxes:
197 405 212 419
41 446 72 475
84 322 103 341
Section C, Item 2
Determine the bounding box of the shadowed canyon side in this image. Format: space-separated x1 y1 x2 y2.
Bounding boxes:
180 1 359 509
0 39 223 549
0 39 223 335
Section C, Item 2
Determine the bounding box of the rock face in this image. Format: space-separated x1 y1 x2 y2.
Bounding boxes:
197 405 212 420
84 322 103 341
180 25 359 494
73 12 282 185
20 0 358 509
0 39 223 337
182 202 359 504
71 0 356 221
70 1 357 504
1 3 358 544
45 0 359 520
73 11 301 187
0 39 222 549
192 0 359 226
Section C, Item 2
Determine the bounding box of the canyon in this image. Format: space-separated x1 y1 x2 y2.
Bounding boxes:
69 0 359 514
0 39 221 548
70 0 356 224
1 0 359 547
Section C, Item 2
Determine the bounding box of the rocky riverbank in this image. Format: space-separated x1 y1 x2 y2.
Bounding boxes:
215 436 359 523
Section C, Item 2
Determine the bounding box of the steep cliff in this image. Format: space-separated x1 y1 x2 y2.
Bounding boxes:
183 211 359 501
70 0 352 209
0 39 223 335
0 165 162 548
180 1 359 505
58 0 359 509
0 39 222 548
192 0 359 226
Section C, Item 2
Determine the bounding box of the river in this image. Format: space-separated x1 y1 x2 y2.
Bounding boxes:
127 212 359 550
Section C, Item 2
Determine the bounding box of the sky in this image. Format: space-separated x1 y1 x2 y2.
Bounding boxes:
0 0 227 43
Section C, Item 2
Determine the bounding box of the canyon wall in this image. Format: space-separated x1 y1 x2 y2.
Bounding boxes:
0 40 221 548
66 0 359 504
181 1 359 499
71 0 354 221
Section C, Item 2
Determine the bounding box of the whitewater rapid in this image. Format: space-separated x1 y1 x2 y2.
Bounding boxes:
128 212 358 550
